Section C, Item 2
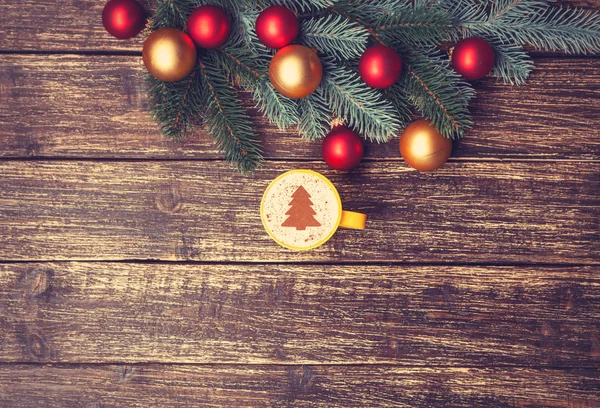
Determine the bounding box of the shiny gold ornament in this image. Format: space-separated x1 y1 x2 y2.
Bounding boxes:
143 28 197 82
269 45 323 99
400 119 453 171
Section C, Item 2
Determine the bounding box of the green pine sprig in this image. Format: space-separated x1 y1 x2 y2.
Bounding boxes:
486 39 534 86
453 0 600 54
145 69 203 141
401 46 475 138
198 56 263 173
322 59 402 143
149 0 196 30
373 5 455 48
299 15 369 60
297 88 332 140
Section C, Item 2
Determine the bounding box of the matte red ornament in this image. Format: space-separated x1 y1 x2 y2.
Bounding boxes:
358 45 403 89
102 0 145 39
187 5 231 49
451 37 495 80
255 6 299 49
322 127 365 171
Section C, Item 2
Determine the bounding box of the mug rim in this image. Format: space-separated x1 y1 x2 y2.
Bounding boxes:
261 169 343 251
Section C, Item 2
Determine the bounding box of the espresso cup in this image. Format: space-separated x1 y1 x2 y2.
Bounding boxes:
261 169 367 251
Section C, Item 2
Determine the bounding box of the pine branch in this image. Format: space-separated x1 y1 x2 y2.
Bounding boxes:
254 82 301 130
401 47 475 139
331 0 414 27
299 15 369 60
198 56 263 173
297 88 331 140
206 45 300 130
384 82 414 127
331 0 454 48
496 7 600 54
242 0 334 13
448 0 600 54
204 45 263 88
145 69 203 140
149 0 195 31
373 5 455 47
322 60 401 143
485 39 534 85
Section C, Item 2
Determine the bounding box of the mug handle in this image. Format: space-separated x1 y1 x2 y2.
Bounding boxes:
339 211 367 230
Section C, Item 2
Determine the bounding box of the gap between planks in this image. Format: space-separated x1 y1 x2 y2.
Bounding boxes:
0 362 597 369
0 158 598 163
0 260 599 267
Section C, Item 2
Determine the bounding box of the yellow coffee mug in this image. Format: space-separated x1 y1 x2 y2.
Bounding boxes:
261 169 367 251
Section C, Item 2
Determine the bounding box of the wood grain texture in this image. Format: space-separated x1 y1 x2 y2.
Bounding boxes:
0 161 597 263
0 55 599 160
0 0 598 52
0 364 598 407
1 263 599 365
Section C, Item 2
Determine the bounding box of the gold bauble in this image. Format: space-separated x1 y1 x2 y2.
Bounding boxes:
269 45 323 99
143 28 197 82
400 119 453 171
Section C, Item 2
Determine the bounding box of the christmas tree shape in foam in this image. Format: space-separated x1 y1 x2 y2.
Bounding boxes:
281 186 321 231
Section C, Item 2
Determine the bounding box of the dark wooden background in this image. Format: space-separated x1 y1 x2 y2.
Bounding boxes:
0 1 599 406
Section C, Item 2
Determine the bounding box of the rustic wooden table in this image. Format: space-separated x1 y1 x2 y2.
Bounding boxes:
0 1 599 407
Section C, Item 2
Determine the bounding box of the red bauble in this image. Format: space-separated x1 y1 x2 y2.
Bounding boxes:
187 5 231 49
256 6 299 49
451 37 495 80
322 127 365 171
358 45 403 89
102 0 145 39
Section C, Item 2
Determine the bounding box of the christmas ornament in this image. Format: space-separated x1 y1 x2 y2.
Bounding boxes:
451 37 496 81
261 170 367 251
269 45 323 99
322 127 364 171
102 0 145 39
187 5 231 49
143 28 197 82
359 45 403 89
400 119 453 172
256 6 299 49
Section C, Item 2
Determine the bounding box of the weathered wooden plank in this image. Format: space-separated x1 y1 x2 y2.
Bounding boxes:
0 364 598 407
0 161 597 263
0 56 599 160
1 53 599 160
0 0 598 52
1 263 598 365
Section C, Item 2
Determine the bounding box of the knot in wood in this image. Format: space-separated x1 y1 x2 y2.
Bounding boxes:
287 366 314 396
0 66 16 97
27 332 49 359
555 285 582 312
22 267 54 300
117 366 137 382
155 184 183 214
